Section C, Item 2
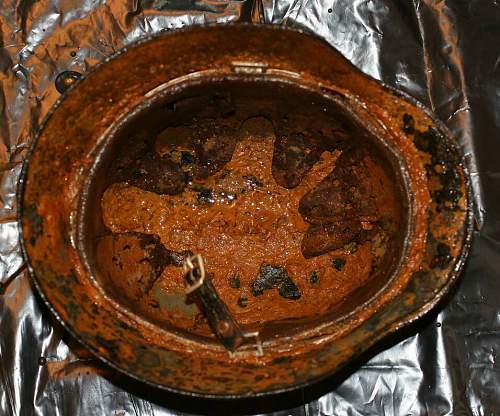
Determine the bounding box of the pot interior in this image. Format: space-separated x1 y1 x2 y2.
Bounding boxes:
79 75 409 344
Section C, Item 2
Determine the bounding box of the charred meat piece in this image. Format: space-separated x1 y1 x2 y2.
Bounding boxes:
96 232 191 301
299 147 379 258
155 126 194 157
279 278 301 300
251 264 301 300
110 113 239 194
272 130 336 189
131 153 187 195
192 119 238 179
299 147 377 223
302 221 373 258
331 257 346 271
111 135 187 195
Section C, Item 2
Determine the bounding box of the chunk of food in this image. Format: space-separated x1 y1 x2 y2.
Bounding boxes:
251 264 301 300
299 147 380 257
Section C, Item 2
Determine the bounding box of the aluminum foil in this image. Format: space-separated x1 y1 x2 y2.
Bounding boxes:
1 0 499 414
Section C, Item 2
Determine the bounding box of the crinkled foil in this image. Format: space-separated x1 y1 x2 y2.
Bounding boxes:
1 1 499 414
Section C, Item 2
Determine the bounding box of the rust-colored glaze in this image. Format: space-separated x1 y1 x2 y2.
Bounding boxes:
19 25 472 397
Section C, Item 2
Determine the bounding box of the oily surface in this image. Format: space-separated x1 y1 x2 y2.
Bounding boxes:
98 116 402 335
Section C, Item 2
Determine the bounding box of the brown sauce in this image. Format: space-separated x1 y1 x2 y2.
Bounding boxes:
98 117 401 334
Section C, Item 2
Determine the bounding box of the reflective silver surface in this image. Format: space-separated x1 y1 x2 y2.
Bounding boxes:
1 1 499 414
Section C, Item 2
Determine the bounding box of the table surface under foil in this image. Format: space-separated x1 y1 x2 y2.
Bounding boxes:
1 1 500 415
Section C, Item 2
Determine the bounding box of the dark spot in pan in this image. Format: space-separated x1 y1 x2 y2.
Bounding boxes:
431 242 453 269
95 335 119 352
309 270 320 286
251 264 301 300
272 129 337 189
402 114 415 134
230 275 241 289
237 296 248 307
25 204 44 246
243 175 263 189
414 127 462 210
332 257 346 271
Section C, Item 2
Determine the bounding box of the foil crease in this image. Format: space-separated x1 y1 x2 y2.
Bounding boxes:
1 1 499 415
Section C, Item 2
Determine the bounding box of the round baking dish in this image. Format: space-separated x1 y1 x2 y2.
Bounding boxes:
19 24 472 397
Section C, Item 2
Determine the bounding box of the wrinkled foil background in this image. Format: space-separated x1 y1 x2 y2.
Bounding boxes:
1 0 500 415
